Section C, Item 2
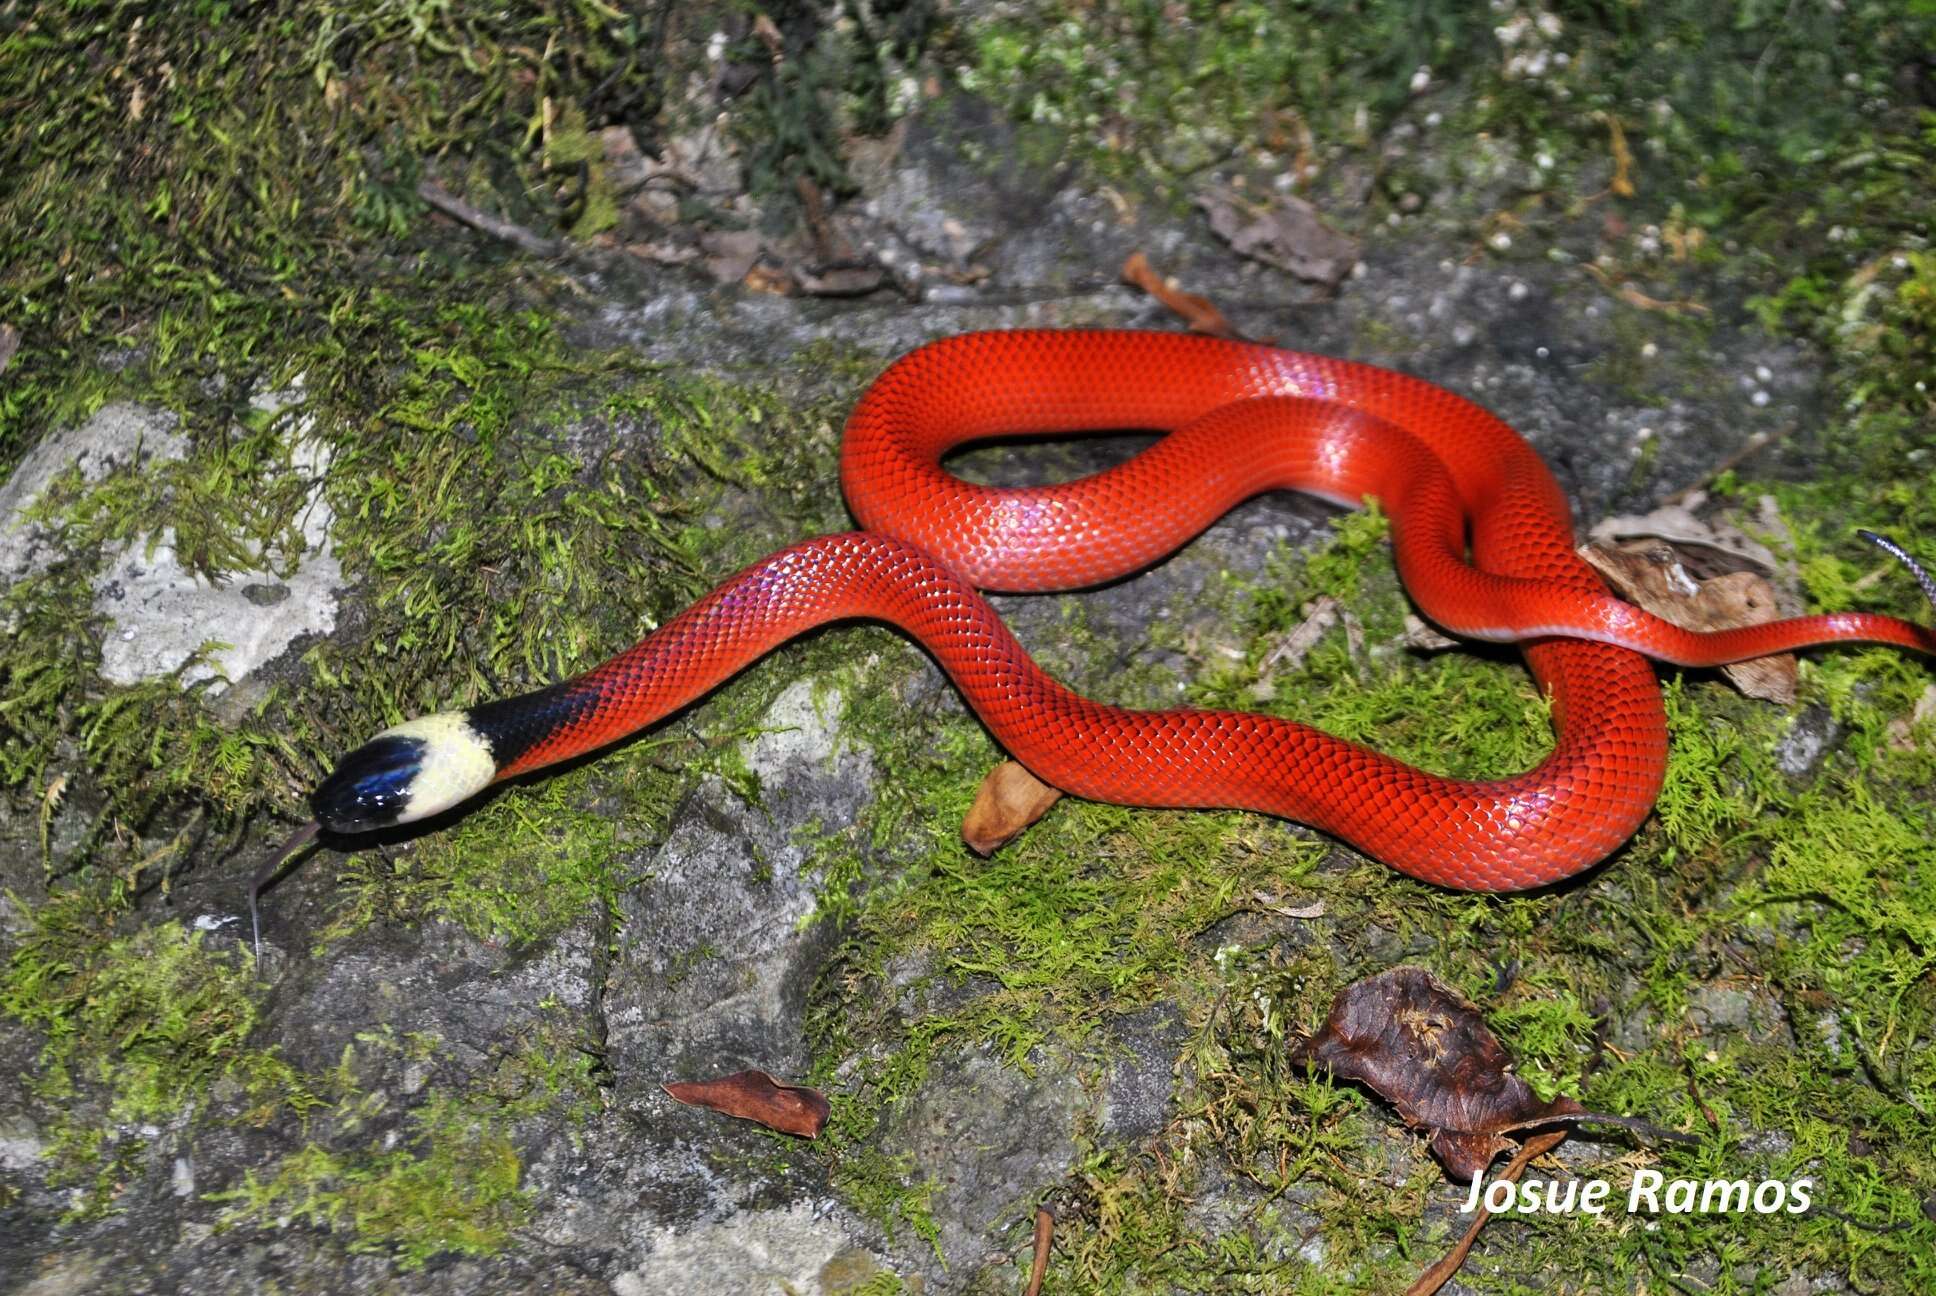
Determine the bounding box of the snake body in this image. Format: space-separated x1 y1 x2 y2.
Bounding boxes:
308 330 1936 891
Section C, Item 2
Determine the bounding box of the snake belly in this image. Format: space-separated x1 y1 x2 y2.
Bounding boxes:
309 330 1936 891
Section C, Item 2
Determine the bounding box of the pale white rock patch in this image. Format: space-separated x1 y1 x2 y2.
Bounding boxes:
91 389 342 689
610 1201 887 1296
743 678 844 782
0 401 188 581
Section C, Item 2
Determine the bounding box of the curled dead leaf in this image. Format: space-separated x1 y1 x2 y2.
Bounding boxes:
1295 969 1696 1296
1580 538 1796 703
1195 189 1358 287
1290 967 1584 1182
1587 495 1786 577
1121 251 1250 340
962 760 1063 855
661 1069 830 1138
699 228 764 284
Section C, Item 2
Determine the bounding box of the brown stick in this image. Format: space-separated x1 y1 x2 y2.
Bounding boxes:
1404 1130 1567 1296
416 180 563 258
1023 1207 1053 1296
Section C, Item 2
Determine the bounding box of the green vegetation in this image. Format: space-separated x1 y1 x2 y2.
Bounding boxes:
207 1026 601 1269
1 900 311 1217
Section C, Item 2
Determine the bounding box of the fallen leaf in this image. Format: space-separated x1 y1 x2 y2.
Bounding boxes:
793 263 886 297
0 323 18 375
1289 967 1584 1182
962 760 1063 855
661 1069 830 1138
1120 251 1250 340
1296 969 1699 1296
700 228 764 284
1251 891 1326 920
1401 614 1460 652
1195 190 1359 286
1587 494 1786 577
1580 538 1796 703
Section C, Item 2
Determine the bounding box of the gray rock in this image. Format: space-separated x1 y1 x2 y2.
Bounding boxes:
1097 1004 1187 1142
604 680 866 1096
1775 704 1842 777
879 1043 1086 1279
609 1200 889 1296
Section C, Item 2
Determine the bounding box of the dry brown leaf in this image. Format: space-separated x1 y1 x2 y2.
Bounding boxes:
1120 252 1249 340
1195 189 1359 286
1290 968 1585 1183
792 264 886 297
1299 969 1693 1296
698 228 764 284
962 761 1063 855
661 1069 830 1138
1588 495 1787 577
1580 538 1796 703
0 323 17 375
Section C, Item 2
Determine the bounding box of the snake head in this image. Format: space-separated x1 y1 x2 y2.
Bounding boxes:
310 712 497 834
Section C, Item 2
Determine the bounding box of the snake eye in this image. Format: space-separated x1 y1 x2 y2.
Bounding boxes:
310 734 426 834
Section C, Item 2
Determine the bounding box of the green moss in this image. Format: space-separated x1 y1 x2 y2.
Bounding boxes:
209 1091 531 1270
0 898 311 1217
203 1023 599 1267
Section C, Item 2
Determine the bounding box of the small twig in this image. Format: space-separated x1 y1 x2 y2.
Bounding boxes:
1815 1206 1919 1234
1023 1207 1053 1296
1488 1110 1702 1148
1662 431 1775 506
1846 1019 1931 1118
1684 1049 1722 1132
1405 1129 1568 1296
416 180 563 258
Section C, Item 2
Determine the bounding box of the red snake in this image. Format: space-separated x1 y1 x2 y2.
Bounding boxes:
291 330 1935 909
